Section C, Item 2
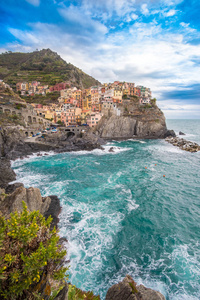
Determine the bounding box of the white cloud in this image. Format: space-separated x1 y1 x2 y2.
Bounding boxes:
164 9 177 17
82 0 136 18
180 22 189 28
160 101 200 119
131 13 138 20
4 0 200 118
141 4 149 16
25 0 40 6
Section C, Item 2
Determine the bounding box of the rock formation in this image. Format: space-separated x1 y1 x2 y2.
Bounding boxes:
0 158 16 188
0 186 61 229
106 275 165 300
179 131 185 135
0 127 104 160
165 136 200 152
95 103 168 139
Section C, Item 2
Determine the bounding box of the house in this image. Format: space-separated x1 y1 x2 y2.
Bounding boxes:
87 112 103 127
140 97 151 105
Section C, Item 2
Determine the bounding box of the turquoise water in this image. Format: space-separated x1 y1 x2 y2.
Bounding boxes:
12 120 200 300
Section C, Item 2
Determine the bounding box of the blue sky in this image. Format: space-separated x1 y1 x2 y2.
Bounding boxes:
1 0 200 118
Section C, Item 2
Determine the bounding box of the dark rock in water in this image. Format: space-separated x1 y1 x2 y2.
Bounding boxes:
109 147 114 152
164 129 176 138
179 131 185 135
43 195 61 229
165 136 200 152
105 275 165 300
0 158 16 188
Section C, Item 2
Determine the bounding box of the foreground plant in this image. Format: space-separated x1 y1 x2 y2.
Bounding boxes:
0 202 68 299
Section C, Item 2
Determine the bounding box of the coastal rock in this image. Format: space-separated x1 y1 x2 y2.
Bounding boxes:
5 182 24 194
95 105 168 139
164 129 176 138
179 131 185 135
43 195 61 229
165 137 200 152
36 131 105 153
0 186 51 218
105 275 165 300
0 127 25 158
0 158 16 188
109 147 115 152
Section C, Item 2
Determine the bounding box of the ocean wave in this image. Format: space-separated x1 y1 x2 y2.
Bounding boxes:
70 146 131 156
127 139 146 143
11 151 57 167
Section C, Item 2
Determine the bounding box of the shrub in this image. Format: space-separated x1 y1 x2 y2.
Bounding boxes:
0 202 68 299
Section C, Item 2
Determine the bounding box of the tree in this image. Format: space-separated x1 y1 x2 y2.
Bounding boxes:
0 202 68 299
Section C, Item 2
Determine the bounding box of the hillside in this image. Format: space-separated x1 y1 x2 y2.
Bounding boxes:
0 49 100 89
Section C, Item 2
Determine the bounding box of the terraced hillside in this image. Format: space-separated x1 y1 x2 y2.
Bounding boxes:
0 49 100 89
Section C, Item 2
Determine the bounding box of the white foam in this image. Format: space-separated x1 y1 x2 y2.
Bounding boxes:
128 139 146 143
11 151 57 167
70 146 131 156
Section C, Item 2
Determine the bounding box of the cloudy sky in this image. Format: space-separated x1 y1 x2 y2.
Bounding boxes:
1 0 200 118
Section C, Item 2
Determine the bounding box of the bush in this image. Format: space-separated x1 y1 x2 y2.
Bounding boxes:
0 202 68 299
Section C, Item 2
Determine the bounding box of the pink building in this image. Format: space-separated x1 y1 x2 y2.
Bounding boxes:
87 112 103 127
50 82 68 92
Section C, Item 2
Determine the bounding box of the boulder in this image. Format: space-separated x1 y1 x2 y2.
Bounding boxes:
0 186 51 218
5 182 24 194
109 147 115 152
179 131 185 135
165 137 200 152
105 275 165 300
164 130 176 138
0 158 16 188
43 195 61 229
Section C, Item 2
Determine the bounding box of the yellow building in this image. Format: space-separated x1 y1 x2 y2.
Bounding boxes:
45 111 54 120
114 89 123 100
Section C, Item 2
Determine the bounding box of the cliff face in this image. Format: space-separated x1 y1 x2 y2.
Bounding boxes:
95 102 167 139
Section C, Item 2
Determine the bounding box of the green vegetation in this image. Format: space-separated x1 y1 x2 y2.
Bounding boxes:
56 120 64 125
151 98 157 105
0 49 100 89
0 202 68 299
143 104 152 109
129 282 138 294
22 92 60 105
68 284 100 300
0 112 26 127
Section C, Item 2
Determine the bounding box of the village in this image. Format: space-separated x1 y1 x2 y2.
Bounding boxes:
14 80 154 128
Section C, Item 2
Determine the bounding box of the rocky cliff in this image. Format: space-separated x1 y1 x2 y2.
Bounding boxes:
95 102 168 139
106 275 165 300
0 127 104 161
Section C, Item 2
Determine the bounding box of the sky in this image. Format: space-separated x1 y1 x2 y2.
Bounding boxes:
0 0 200 118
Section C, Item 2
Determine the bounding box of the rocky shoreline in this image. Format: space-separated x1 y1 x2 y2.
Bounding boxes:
0 126 169 300
165 136 200 152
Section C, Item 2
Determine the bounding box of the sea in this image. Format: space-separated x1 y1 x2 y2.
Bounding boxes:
12 119 200 300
